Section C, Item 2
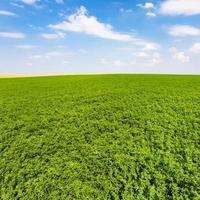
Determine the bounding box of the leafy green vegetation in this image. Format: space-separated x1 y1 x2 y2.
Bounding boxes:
0 74 199 199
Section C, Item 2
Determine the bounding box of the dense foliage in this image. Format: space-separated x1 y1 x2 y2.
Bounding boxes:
0 75 199 199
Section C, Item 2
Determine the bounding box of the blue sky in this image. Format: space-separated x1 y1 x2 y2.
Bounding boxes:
0 0 200 74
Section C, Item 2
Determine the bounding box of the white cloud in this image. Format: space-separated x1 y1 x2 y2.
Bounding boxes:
143 42 159 51
146 12 156 17
0 10 17 16
138 2 156 18
100 58 126 67
63 60 69 64
113 60 123 66
168 25 200 37
48 6 159 50
153 52 161 59
147 58 161 66
46 51 64 57
133 51 161 64
49 6 133 41
58 12 66 17
27 62 33 66
170 47 190 63
189 43 200 53
30 51 68 59
0 32 25 39
55 0 64 3
174 52 190 63
41 32 65 39
133 52 149 58
78 49 88 54
16 45 37 49
100 58 109 65
141 52 162 67
120 8 133 13
30 55 43 59
10 2 24 8
22 0 37 5
160 0 200 16
149 52 162 65
138 2 154 9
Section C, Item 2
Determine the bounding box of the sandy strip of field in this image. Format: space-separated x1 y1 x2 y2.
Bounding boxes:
0 74 36 78
0 73 110 78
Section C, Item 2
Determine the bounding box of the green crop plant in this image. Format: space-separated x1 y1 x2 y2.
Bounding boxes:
0 74 199 199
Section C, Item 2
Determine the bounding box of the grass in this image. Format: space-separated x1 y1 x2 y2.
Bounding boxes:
0 74 199 199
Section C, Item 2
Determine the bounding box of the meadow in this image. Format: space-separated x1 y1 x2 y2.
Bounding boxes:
0 74 199 199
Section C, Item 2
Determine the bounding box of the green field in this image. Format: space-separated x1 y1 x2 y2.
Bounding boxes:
0 74 199 199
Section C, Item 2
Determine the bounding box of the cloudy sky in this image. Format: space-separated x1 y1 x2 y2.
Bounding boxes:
0 0 200 74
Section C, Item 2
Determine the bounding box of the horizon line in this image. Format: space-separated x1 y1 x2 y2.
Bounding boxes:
1 73 200 79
